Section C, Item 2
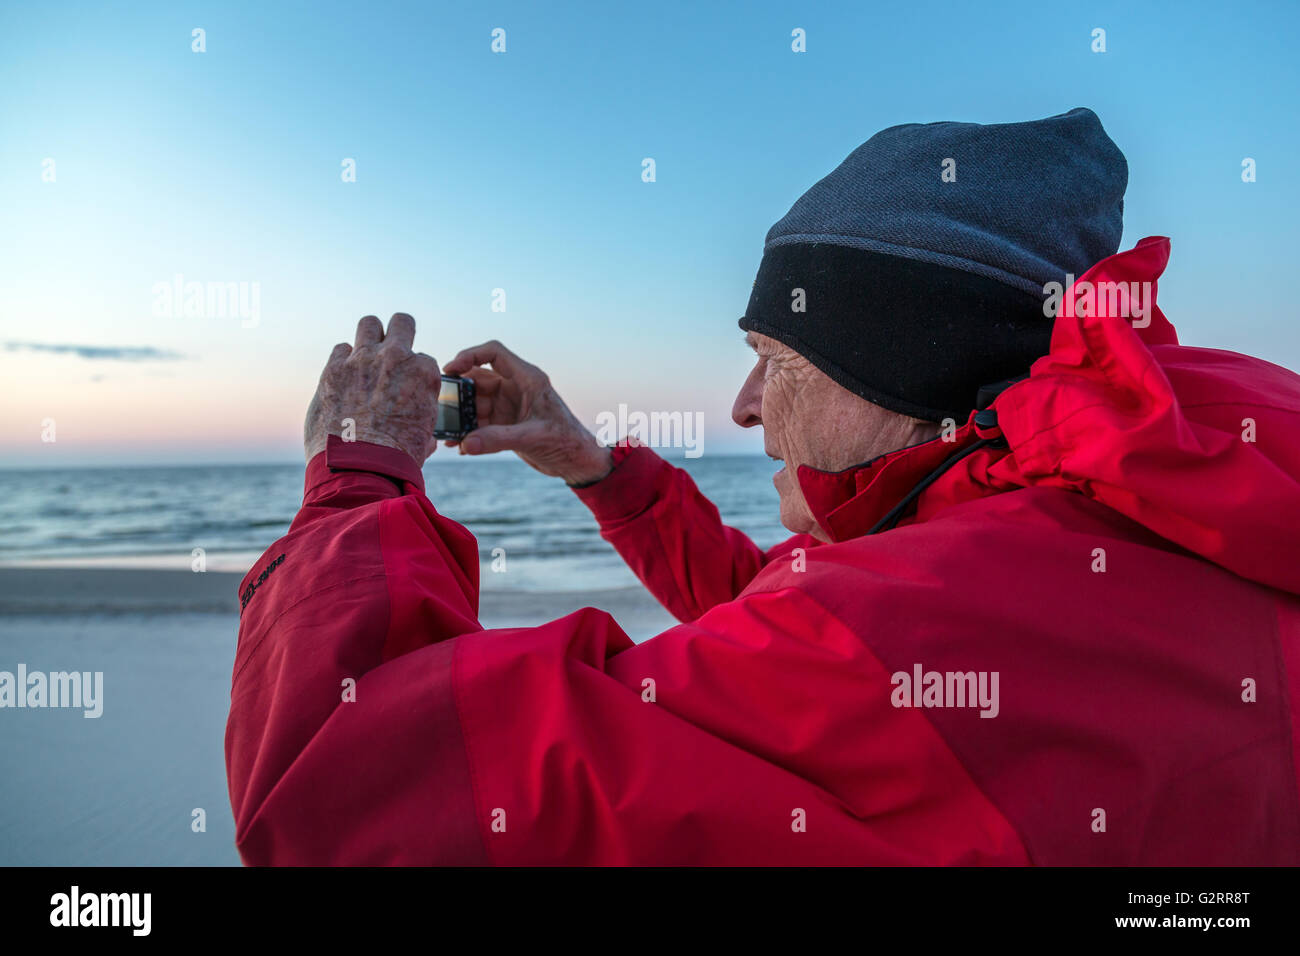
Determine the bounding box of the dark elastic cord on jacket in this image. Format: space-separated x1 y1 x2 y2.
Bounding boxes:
865 437 999 536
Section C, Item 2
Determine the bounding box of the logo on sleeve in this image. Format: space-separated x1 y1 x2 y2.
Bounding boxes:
241 553 286 611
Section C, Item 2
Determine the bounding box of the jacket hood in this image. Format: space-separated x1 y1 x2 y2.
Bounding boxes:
797 236 1300 595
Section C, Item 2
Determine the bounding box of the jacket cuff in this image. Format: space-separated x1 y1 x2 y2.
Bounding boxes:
571 443 668 525
305 435 426 496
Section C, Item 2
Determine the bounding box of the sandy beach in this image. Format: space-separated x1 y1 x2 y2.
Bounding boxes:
0 566 677 866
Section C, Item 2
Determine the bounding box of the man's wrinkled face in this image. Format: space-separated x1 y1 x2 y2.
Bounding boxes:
732 331 939 540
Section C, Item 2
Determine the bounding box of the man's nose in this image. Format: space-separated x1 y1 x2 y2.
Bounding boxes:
731 367 763 429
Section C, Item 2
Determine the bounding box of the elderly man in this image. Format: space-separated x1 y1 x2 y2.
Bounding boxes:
225 109 1300 865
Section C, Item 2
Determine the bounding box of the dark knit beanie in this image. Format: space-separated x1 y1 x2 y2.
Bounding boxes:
738 107 1128 422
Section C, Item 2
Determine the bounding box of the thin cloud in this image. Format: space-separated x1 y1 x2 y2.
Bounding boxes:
4 341 186 361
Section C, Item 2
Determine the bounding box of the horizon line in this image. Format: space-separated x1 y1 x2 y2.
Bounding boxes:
0 450 772 472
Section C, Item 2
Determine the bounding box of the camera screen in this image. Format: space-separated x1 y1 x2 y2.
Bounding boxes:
436 378 461 433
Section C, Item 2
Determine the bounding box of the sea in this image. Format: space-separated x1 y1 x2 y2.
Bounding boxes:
0 454 788 591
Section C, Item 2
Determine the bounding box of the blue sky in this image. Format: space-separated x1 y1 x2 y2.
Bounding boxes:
2 0 1297 465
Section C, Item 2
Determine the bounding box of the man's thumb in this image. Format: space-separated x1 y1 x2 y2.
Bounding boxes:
460 423 535 455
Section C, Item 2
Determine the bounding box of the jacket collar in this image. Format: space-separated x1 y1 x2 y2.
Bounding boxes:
795 414 1006 542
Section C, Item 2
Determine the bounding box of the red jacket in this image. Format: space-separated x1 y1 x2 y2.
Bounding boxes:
225 237 1300 864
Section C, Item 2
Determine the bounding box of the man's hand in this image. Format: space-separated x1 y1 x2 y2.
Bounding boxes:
442 340 613 486
304 313 442 465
